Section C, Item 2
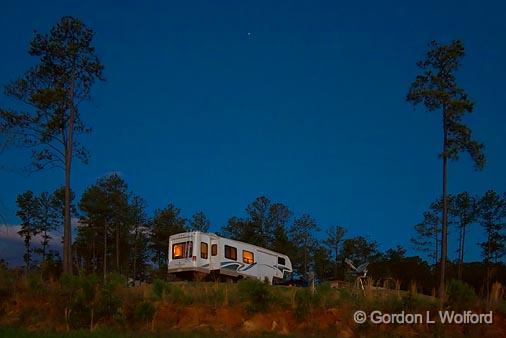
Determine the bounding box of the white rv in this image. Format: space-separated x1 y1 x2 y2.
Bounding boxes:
167 231 292 284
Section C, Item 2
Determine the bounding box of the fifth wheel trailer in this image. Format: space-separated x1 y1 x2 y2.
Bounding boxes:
167 231 292 284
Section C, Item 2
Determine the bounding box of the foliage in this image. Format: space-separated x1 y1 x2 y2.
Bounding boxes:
476 191 506 264
289 214 319 277
293 288 314 320
221 196 292 252
16 191 39 270
324 225 346 279
134 300 155 325
411 206 441 266
99 273 125 318
0 16 105 274
341 236 379 266
76 174 148 279
151 279 189 304
15 188 73 271
237 278 273 313
446 279 477 310
407 40 484 168
188 211 210 232
407 39 485 298
149 203 186 271
152 278 170 299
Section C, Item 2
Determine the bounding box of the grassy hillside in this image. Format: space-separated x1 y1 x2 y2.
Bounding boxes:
1 268 505 337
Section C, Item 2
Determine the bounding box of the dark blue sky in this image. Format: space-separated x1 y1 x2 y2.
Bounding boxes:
1 1 505 262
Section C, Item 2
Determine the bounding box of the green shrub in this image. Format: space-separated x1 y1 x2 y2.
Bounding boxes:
0 266 14 304
152 278 169 299
238 278 273 313
446 279 477 310
26 273 45 296
99 273 125 318
315 282 339 308
60 273 90 329
151 279 191 304
169 284 190 304
294 288 313 320
134 300 156 325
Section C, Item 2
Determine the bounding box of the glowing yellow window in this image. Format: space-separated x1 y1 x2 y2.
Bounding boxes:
243 250 254 264
173 243 184 259
172 241 192 259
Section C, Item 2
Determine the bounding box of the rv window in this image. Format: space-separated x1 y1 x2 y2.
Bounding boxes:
278 257 286 265
242 250 254 264
224 245 237 260
201 242 208 259
211 244 217 256
172 241 193 259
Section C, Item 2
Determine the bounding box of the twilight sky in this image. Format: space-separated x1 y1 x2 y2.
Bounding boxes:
1 0 505 263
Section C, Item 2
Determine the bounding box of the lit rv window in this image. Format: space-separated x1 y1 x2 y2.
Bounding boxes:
172 241 193 259
224 245 237 260
278 257 285 265
211 244 217 256
201 242 208 259
242 250 254 264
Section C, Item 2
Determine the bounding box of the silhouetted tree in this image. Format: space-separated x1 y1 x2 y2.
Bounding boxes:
476 190 505 298
289 214 319 277
78 174 129 280
221 196 291 251
150 203 186 273
33 192 60 262
341 236 379 265
314 244 332 281
407 40 485 298
0 17 104 274
128 196 149 281
324 225 346 279
412 208 441 265
452 192 476 280
189 211 210 232
16 191 40 271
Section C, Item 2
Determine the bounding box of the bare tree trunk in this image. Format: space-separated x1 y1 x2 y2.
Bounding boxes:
434 226 439 266
439 112 449 300
457 221 466 280
486 231 491 300
63 82 76 274
103 222 107 282
116 224 120 273
63 146 72 274
42 230 47 262
133 228 138 281
303 240 307 278
335 246 338 279
92 233 96 273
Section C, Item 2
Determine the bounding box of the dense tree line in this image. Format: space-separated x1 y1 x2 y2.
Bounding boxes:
13 174 504 298
412 191 506 297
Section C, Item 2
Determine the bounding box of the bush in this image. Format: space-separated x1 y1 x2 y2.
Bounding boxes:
237 278 273 313
151 279 190 304
0 266 14 303
134 300 156 325
315 282 339 308
26 273 45 296
294 288 313 320
446 279 477 310
99 273 125 318
152 278 169 299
